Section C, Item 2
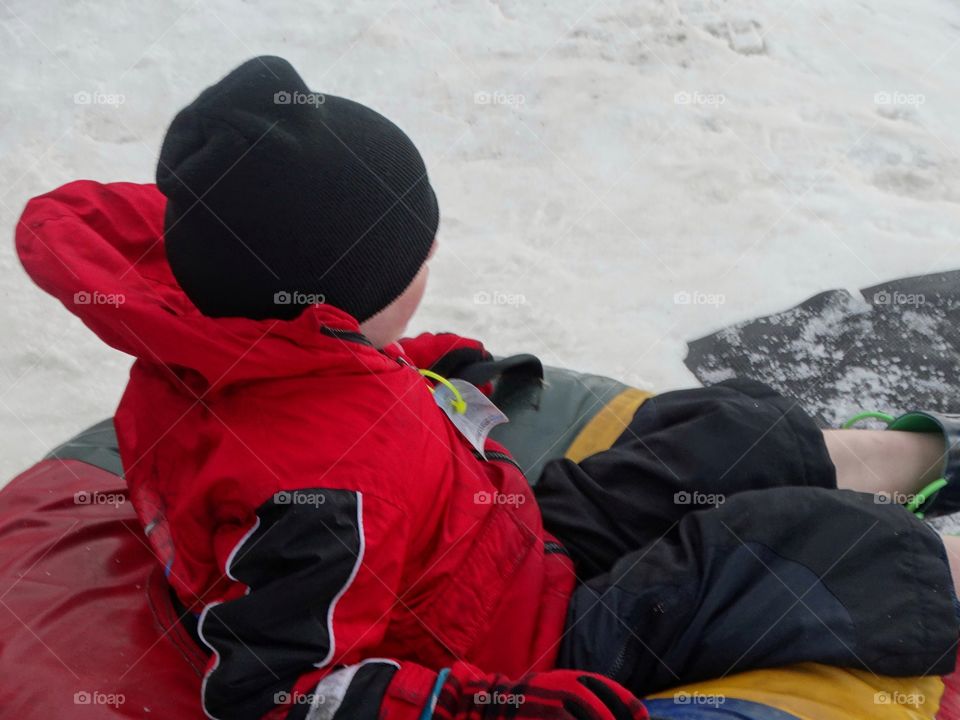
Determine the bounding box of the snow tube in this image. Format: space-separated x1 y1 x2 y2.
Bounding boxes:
0 366 957 719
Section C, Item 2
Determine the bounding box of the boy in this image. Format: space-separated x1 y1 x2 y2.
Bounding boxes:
16 56 960 720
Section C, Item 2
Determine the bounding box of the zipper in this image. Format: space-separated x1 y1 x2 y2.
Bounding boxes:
608 597 668 681
471 448 524 475
607 634 637 681
544 540 568 556
320 326 373 346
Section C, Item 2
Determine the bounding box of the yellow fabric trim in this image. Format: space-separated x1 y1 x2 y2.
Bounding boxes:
564 388 653 463
647 663 944 720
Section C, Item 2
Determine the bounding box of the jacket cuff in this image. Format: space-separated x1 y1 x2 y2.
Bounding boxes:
383 663 440 720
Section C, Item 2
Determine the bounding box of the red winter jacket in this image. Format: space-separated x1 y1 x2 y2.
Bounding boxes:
16 181 647 720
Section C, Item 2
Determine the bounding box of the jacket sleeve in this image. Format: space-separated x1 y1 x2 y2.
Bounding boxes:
395 332 491 376
380 661 649 720
301 658 648 720
198 486 646 720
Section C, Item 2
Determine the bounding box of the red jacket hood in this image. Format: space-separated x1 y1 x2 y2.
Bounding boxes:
16 180 393 391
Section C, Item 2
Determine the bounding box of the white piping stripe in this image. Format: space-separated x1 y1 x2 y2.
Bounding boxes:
197 515 260 720
225 515 262 582
315 490 366 669
197 600 225 720
197 492 367 719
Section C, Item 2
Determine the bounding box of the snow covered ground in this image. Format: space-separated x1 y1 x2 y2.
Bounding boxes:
2 0 960 483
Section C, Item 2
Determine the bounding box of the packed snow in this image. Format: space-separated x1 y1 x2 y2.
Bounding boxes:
2 0 960 483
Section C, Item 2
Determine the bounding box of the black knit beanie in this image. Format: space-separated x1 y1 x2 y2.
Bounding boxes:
156 55 439 322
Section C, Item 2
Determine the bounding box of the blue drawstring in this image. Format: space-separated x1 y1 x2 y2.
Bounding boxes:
418 667 451 720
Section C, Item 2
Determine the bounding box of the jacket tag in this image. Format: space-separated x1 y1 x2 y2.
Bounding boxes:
433 378 508 457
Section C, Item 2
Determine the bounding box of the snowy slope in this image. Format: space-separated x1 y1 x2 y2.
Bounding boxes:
2 0 960 482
